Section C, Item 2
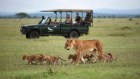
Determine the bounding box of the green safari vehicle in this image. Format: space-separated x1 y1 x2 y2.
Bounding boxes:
20 9 93 39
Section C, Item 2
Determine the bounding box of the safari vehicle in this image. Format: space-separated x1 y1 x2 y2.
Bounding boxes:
20 9 93 39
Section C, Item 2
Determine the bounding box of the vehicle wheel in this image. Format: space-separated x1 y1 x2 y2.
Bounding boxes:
64 35 69 38
28 31 40 39
69 31 80 38
26 33 30 39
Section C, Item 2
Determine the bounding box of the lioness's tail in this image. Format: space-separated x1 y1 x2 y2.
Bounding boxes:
96 40 104 55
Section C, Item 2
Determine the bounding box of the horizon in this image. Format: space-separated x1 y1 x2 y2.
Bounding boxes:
0 9 140 16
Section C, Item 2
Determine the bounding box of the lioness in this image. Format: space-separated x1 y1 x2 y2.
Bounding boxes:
22 54 43 64
43 55 66 65
65 39 104 65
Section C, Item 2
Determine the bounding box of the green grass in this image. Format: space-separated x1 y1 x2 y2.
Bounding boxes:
0 18 140 79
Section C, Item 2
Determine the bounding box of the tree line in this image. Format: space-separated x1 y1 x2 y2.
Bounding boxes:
0 12 140 19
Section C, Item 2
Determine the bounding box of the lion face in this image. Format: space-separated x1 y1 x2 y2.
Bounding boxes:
108 53 115 60
65 40 75 50
23 55 27 60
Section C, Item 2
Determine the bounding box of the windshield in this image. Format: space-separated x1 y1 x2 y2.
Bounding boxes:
38 16 49 24
40 18 48 24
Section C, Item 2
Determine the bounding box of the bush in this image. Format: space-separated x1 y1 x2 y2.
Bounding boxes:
128 18 133 21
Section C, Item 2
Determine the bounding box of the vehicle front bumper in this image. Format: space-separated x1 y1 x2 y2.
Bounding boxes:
20 26 28 34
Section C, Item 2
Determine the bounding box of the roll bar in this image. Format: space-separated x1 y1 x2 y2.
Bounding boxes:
41 9 93 25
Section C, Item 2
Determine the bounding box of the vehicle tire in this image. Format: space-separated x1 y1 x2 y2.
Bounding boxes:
26 33 30 39
28 31 40 39
69 31 80 38
64 35 69 38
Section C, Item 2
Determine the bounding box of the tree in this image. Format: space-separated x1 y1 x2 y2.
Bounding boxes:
16 12 30 20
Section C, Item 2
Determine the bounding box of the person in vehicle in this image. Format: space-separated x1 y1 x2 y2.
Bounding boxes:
75 13 82 23
84 12 93 26
65 14 72 24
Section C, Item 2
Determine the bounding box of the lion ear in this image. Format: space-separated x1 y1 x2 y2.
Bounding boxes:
66 38 70 41
72 39 77 44
66 39 70 44
70 40 73 42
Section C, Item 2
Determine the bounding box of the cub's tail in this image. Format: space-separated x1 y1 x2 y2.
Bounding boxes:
58 56 66 61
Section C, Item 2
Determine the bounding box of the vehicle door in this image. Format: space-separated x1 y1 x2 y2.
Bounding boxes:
39 24 49 35
61 23 72 34
77 25 89 34
47 23 61 34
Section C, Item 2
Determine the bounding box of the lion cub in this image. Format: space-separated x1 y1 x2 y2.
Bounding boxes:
103 53 117 63
43 55 66 65
22 54 44 64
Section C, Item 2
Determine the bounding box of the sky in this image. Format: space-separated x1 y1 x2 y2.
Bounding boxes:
0 0 140 12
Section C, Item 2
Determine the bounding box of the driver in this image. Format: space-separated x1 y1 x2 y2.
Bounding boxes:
75 13 82 23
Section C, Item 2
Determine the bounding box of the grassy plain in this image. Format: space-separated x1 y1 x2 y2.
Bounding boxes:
0 18 140 79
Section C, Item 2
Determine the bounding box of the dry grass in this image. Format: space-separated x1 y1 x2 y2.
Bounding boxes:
0 18 140 79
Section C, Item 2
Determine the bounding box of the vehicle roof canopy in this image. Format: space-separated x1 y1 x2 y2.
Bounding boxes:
41 9 93 13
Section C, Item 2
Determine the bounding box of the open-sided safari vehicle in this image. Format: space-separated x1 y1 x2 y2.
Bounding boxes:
20 9 93 39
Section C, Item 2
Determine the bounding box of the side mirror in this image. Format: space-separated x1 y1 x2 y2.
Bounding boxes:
42 16 45 19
